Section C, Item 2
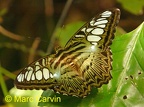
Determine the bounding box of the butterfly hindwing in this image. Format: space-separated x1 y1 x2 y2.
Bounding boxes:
15 55 91 97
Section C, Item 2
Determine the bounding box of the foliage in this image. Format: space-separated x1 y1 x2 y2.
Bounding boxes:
118 0 144 14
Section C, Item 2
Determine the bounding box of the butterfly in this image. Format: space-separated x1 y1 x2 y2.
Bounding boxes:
15 8 120 98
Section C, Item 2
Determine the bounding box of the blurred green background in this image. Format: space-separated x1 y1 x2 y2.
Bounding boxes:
0 0 143 107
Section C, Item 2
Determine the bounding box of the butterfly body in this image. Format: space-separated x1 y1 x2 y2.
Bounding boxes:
15 8 120 98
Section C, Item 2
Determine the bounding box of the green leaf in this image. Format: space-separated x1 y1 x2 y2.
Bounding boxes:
38 22 144 107
118 0 144 15
110 22 144 106
9 87 43 107
55 21 84 47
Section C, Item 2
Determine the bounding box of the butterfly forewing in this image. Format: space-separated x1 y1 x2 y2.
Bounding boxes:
15 56 55 90
65 8 120 49
15 8 120 98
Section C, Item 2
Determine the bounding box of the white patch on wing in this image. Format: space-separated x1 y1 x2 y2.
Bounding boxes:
35 65 40 71
31 73 35 80
36 70 42 80
97 24 106 28
101 11 112 17
94 20 108 25
42 59 46 66
103 14 111 17
21 74 24 82
86 28 93 32
27 67 33 71
81 28 86 32
50 73 53 78
90 19 95 26
25 71 28 79
27 70 33 81
17 73 22 82
97 18 106 21
92 42 98 45
102 11 112 16
43 68 50 80
35 62 40 65
87 35 101 42
75 35 85 38
91 28 104 35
